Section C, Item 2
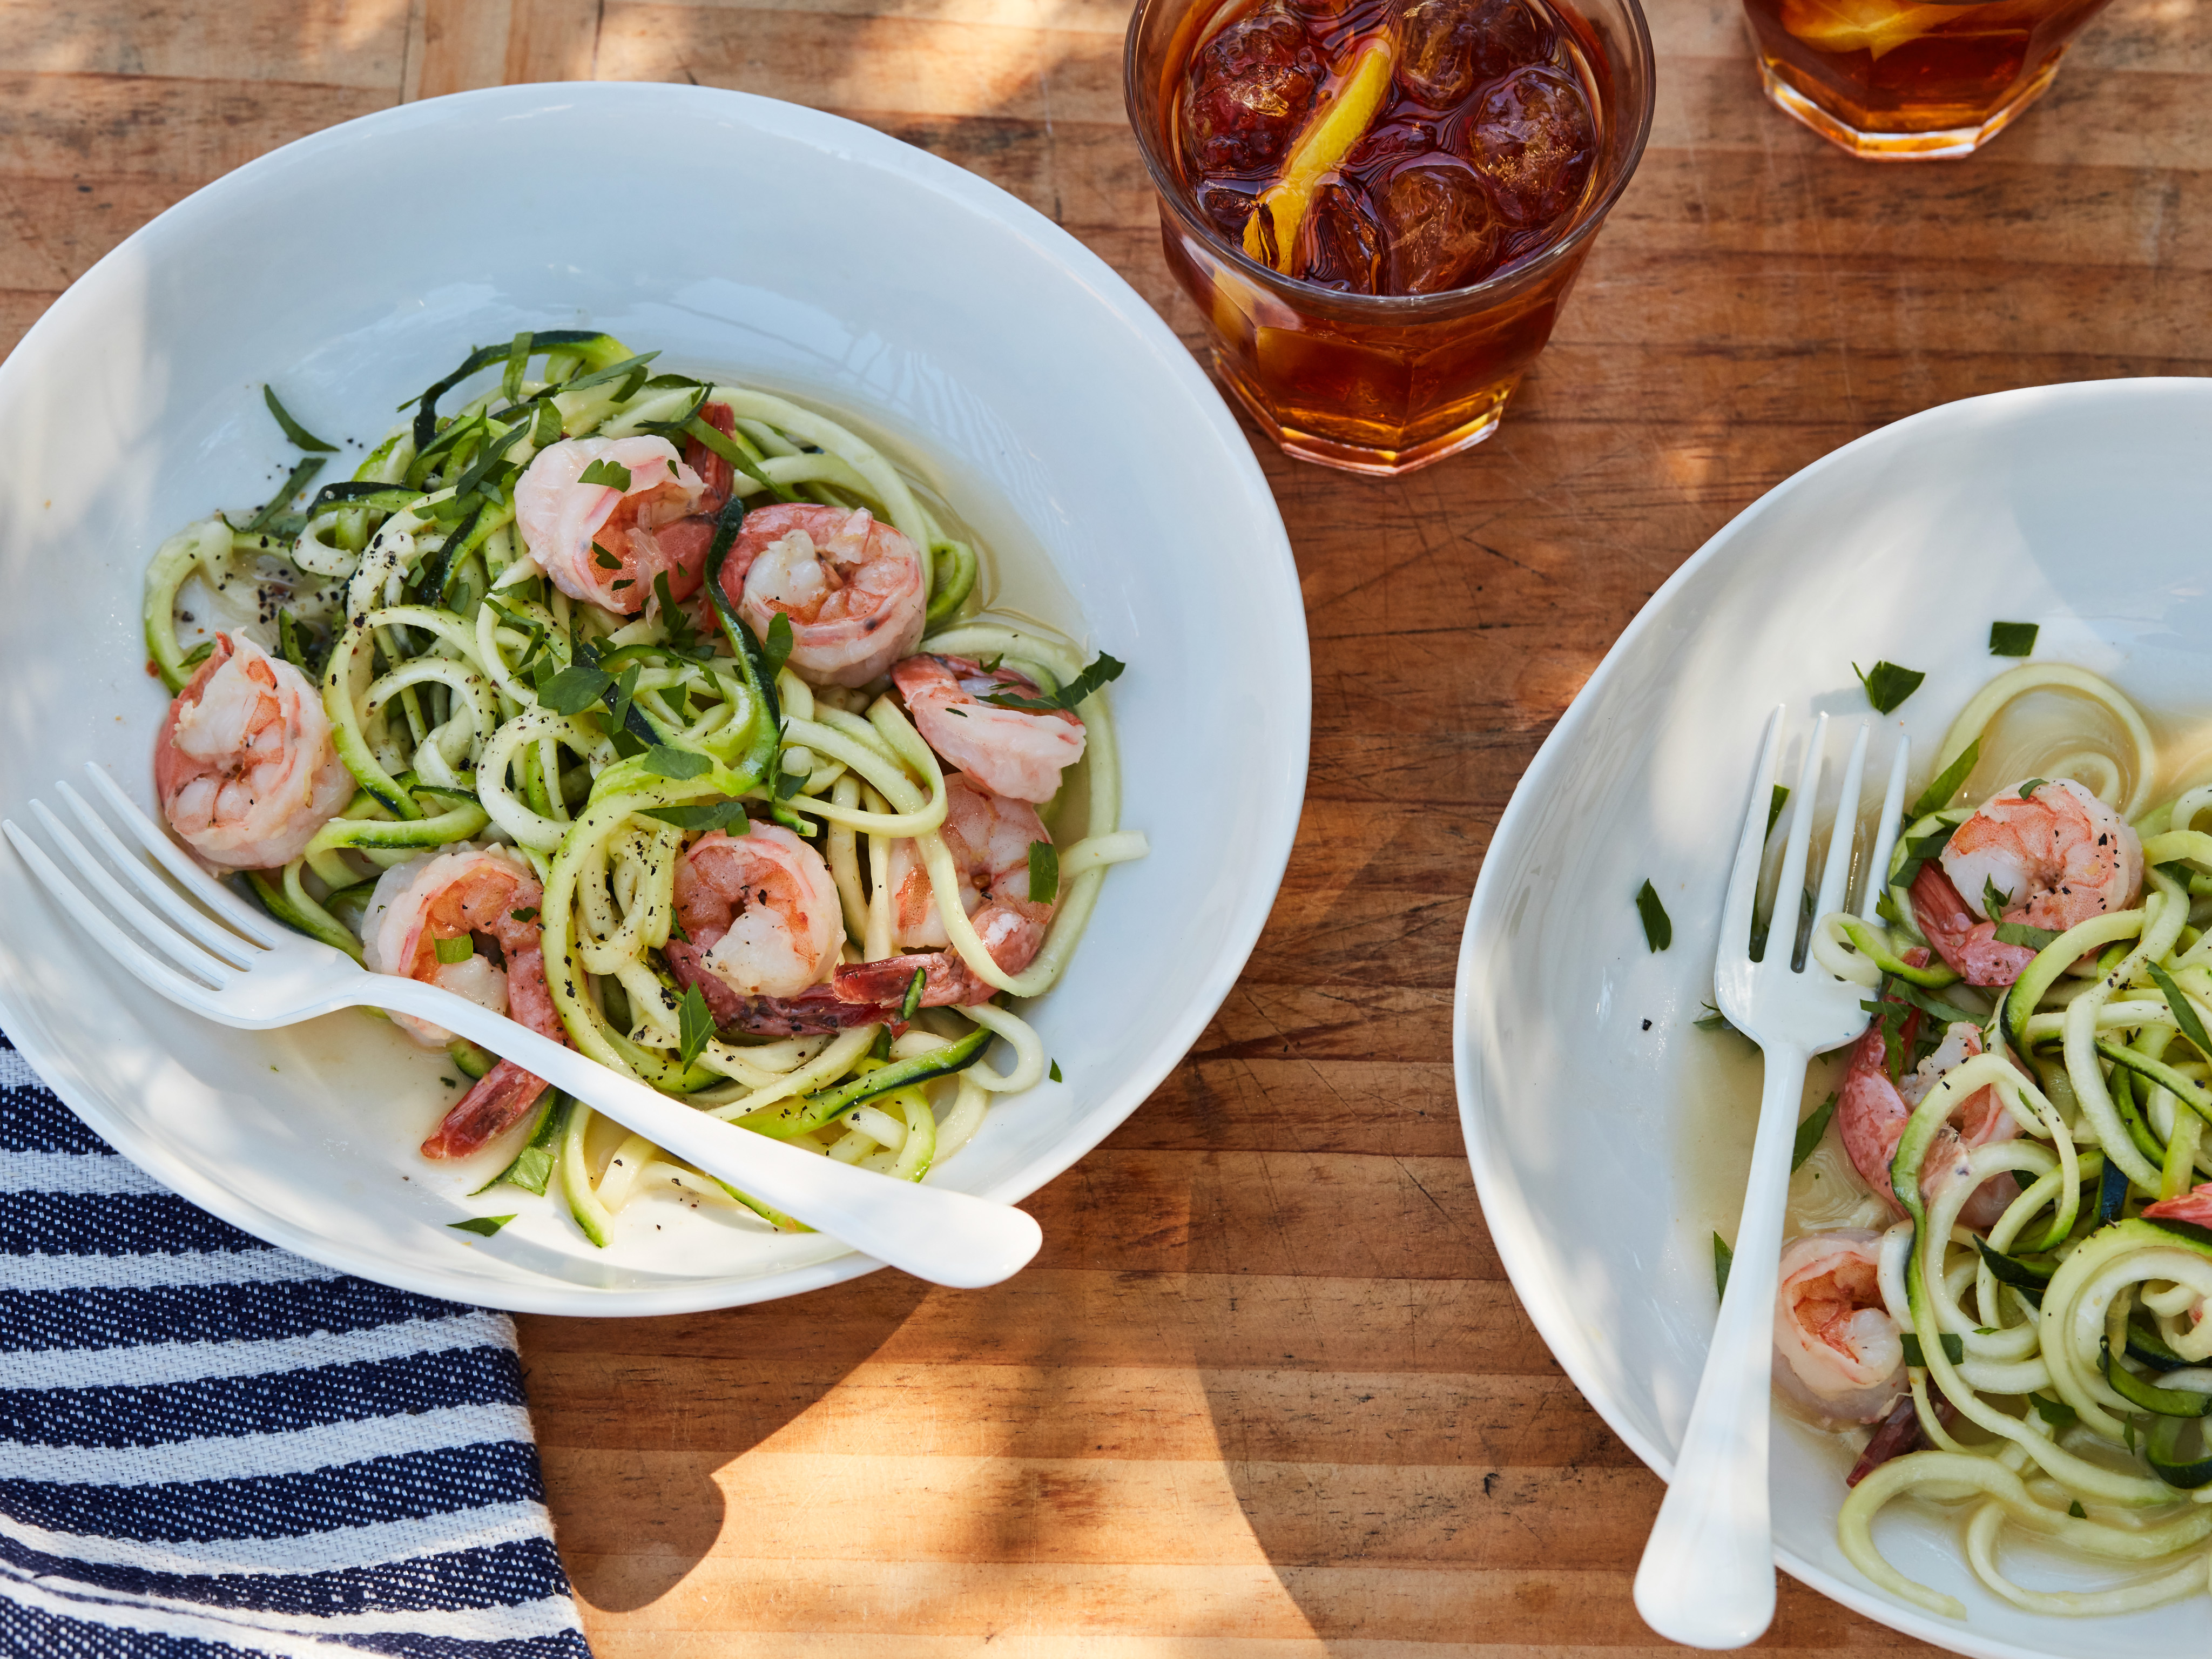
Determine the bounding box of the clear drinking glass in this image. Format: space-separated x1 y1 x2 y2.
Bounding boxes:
1125 0 1654 476
1742 0 2116 158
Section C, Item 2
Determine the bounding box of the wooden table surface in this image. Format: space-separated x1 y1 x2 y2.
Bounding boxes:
12 0 2210 1650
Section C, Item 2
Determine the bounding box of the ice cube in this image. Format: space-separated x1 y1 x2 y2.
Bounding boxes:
1299 182 1384 294
1464 65 1594 227
1345 116 1441 172
1374 157 1501 294
1395 0 1556 105
1181 5 1325 179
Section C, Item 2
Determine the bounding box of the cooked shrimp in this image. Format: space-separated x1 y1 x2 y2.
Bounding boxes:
892 654 1085 804
516 421 731 616
1772 1231 1907 1428
834 773 1054 1008
1839 968 2018 1230
669 823 844 999
723 504 925 687
2145 1183 2212 1227
361 846 570 1158
1914 777 2143 987
154 632 353 869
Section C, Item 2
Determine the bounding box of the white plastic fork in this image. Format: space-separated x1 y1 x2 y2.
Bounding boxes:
2 764 1043 1290
1632 710 1910 1649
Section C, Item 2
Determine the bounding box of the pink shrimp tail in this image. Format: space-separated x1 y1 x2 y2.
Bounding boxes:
665 939 894 1035
2144 1184 2212 1228
1910 864 2036 988
151 634 233 804
1847 1393 1957 1487
421 1062 549 1161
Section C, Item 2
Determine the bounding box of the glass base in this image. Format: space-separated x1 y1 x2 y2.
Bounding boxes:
1756 52 2063 159
1213 356 1512 476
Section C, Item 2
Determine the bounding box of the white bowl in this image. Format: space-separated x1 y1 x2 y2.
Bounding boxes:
0 84 1307 1316
1454 378 2212 1658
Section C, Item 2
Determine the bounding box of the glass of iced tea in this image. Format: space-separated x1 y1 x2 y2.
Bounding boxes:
1743 0 2114 157
1126 0 1653 475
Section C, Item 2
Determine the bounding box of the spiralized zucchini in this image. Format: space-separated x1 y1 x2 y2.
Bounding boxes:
145 332 1145 1246
1789 662 2212 1618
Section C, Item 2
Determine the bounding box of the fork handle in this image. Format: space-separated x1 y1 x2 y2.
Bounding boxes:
1632 1040 1809 1649
364 977 1042 1289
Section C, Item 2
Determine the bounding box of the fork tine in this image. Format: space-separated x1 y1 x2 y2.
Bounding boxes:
1812 723 1869 925
2 821 228 1011
27 802 239 988
55 783 262 968
80 763 286 946
1768 714 1829 968
1719 707 1785 968
1859 736 1911 923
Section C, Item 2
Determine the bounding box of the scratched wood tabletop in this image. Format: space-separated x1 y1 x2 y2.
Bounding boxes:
9 0 2211 1649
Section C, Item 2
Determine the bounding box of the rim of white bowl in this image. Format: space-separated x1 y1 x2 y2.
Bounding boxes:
1452 375 2212 1658
0 82 1310 1316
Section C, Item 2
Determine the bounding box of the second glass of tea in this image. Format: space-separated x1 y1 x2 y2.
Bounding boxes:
1743 0 2115 158
1127 0 1654 475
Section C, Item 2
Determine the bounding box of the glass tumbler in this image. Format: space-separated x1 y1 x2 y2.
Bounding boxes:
1742 0 2116 158
1125 0 1654 476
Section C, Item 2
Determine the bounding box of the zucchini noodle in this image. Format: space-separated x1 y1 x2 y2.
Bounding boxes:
141 330 1145 1252
1765 658 2212 1622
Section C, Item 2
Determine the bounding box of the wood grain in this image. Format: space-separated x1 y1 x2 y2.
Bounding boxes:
9 0 2210 1648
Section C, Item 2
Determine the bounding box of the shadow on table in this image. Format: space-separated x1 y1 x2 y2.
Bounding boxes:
520 1270 934 1612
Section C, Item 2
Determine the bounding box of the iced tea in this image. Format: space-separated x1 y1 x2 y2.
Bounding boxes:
1126 0 1653 473
1743 0 2114 157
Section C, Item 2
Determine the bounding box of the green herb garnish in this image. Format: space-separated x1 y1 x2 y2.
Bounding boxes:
2017 778 2048 800
1765 785 1789 841
433 935 474 965
1050 1060 1064 1083
536 663 615 715
448 1215 514 1237
242 455 326 535
1907 737 1979 820
640 745 710 781
2031 1392 2079 1427
761 612 794 682
263 385 338 451
678 984 714 1066
1853 660 1925 716
1982 876 2014 921
578 458 633 490
1713 1232 1733 1300
1028 840 1059 905
2148 960 2212 1060
1900 1332 1965 1368
1792 1094 1837 1171
641 800 749 832
901 968 926 1022
1993 921 2062 949
982 652 1125 714
1636 880 1672 952
591 543 621 569
1988 621 2039 657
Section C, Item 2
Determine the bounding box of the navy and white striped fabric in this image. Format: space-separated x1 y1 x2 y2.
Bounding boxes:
0 1030 590 1657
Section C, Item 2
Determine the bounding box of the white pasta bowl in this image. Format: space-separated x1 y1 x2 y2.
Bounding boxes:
1455 378 2212 1657
0 84 1306 1315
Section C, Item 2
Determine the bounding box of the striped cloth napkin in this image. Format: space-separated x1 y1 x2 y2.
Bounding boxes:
0 1030 591 1657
